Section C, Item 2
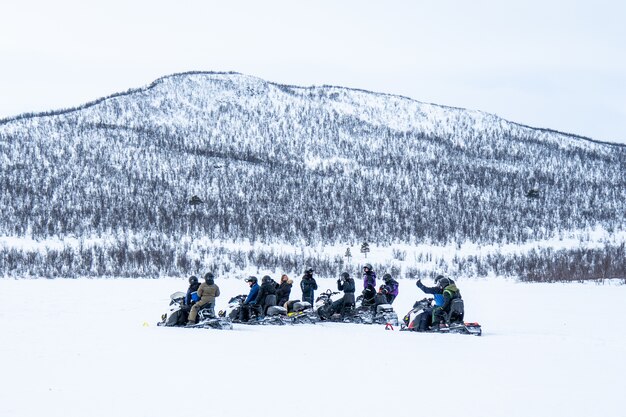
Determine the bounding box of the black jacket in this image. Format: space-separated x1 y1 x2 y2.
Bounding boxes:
337 278 356 293
276 280 293 305
256 281 278 306
300 274 318 296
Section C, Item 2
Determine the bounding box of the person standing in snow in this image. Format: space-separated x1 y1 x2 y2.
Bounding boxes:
187 272 220 324
362 263 377 289
300 268 318 306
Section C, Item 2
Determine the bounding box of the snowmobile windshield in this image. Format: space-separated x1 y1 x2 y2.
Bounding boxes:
170 291 186 301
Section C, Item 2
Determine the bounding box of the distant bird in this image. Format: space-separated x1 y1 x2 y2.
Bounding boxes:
188 195 204 206
526 189 540 199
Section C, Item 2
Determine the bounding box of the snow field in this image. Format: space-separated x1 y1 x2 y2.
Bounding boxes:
0 277 624 417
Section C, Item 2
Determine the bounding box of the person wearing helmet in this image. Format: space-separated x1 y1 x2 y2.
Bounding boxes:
187 272 220 324
276 274 293 307
416 275 447 307
184 275 201 307
330 272 356 315
239 276 260 322
362 263 377 289
300 268 318 306
382 273 399 304
414 275 453 330
431 277 462 328
255 275 278 315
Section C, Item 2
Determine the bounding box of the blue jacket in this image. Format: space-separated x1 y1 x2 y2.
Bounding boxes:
185 282 201 305
416 280 444 306
245 283 260 304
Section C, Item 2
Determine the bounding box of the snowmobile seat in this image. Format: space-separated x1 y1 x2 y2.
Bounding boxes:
266 306 287 316
292 301 311 312
444 299 464 323
376 304 394 314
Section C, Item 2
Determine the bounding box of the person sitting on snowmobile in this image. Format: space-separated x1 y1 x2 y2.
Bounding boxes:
362 263 377 289
382 274 399 304
239 276 260 322
414 275 450 329
300 268 318 306
184 275 201 306
431 277 462 328
256 275 278 315
276 274 293 307
416 275 447 307
187 272 220 325
361 284 387 310
330 272 356 315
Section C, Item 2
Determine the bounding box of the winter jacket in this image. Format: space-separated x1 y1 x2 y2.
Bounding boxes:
440 284 462 312
256 280 278 306
363 271 377 289
276 280 293 305
300 274 318 297
245 283 260 304
416 280 444 306
185 282 201 305
337 278 356 293
385 278 399 296
197 283 220 304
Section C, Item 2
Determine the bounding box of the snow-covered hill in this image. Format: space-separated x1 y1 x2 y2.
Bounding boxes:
0 72 624 279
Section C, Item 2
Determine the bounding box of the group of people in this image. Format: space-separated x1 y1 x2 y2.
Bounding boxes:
181 264 462 328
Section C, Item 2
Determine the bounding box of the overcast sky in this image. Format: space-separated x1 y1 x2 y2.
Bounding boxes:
2 0 625 144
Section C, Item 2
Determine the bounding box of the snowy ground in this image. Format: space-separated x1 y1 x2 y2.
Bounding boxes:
1 277 625 417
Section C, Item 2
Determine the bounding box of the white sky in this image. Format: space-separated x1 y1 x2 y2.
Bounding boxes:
1 0 625 144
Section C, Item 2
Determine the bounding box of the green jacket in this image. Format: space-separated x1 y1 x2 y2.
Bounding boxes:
441 284 461 311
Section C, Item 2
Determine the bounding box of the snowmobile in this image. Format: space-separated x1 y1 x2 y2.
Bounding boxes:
399 297 481 336
219 294 289 325
219 295 319 325
315 289 399 326
157 291 233 330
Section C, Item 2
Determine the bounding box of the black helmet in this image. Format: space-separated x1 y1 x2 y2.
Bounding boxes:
340 272 350 280
245 276 258 284
383 273 392 282
188 276 198 285
438 277 452 288
364 263 373 271
434 275 445 284
204 272 214 280
262 275 272 283
305 267 314 274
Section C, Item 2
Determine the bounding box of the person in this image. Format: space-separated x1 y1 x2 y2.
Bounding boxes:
382 274 399 304
239 276 260 322
300 268 318 305
184 275 201 307
362 263 377 289
330 272 356 315
414 275 448 331
276 274 293 307
360 285 377 308
256 275 278 315
416 275 447 307
431 277 462 328
187 272 220 324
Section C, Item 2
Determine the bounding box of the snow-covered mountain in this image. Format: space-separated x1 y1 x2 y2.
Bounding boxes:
1 71 624 279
